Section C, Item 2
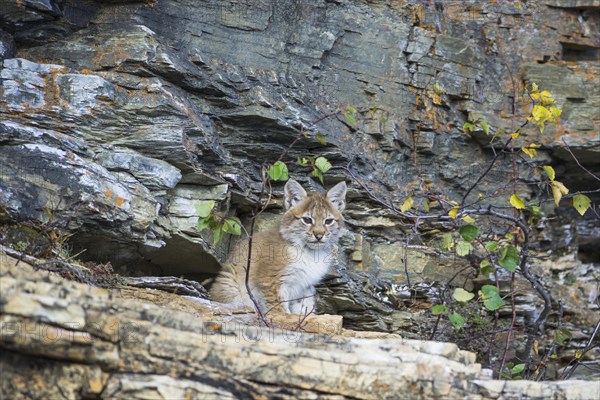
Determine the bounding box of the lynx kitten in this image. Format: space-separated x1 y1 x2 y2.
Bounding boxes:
210 179 347 315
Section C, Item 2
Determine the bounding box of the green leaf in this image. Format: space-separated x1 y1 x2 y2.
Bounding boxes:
555 328 573 345
463 122 476 132
572 194 591 216
315 132 327 145
269 161 289 181
431 305 448 315
452 288 475 303
485 241 498 252
442 233 454 250
480 259 494 275
297 157 309 167
312 168 324 184
315 156 332 173
478 120 490 135
510 194 525 210
222 218 242 236
498 246 519 272
511 363 525 375
448 312 465 330
480 285 505 311
498 371 513 380
213 226 224 244
196 201 216 218
543 165 555 181
456 240 474 256
400 196 414 212
480 284 499 298
459 224 480 242
197 217 211 232
344 109 358 127
526 205 542 219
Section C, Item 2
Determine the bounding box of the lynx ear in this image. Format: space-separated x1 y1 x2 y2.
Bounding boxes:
327 181 347 212
284 179 307 209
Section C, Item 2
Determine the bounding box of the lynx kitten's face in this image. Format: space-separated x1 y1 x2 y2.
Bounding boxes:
280 180 347 250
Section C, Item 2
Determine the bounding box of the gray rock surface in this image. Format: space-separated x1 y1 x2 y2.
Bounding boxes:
1 0 598 377
1 254 597 400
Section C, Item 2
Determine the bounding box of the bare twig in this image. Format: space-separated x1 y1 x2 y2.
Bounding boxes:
561 319 600 379
403 234 411 287
460 137 513 206
499 272 517 375
562 138 600 182
533 301 564 381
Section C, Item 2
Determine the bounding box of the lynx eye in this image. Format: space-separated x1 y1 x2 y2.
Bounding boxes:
324 218 334 225
301 217 313 225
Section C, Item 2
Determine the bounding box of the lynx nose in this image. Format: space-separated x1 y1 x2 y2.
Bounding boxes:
314 232 324 241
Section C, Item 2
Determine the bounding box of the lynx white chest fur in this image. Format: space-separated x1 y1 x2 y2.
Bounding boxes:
210 179 347 315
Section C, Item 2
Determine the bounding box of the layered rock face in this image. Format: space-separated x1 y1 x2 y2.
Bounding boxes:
1 254 597 399
0 0 598 369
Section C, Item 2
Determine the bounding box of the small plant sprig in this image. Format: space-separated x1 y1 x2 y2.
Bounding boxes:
196 201 242 244
498 362 526 380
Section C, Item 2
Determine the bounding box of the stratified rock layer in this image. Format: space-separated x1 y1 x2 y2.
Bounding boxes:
1 253 597 399
1 0 598 370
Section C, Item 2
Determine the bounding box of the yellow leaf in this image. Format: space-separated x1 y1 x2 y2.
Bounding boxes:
461 215 475 223
550 181 569 206
400 196 414 212
522 143 541 159
572 194 591 216
448 207 459 219
540 91 555 106
510 194 525 209
522 147 536 158
532 105 550 122
511 132 520 139
452 288 475 302
557 181 569 195
543 165 555 181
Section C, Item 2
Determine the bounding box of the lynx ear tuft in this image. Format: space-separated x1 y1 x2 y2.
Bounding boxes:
327 181 347 212
284 179 308 209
